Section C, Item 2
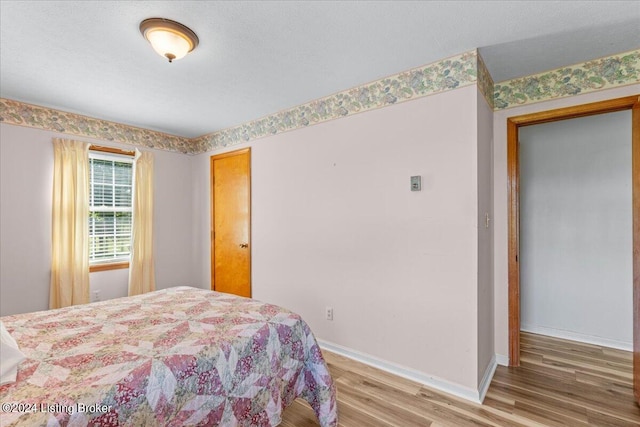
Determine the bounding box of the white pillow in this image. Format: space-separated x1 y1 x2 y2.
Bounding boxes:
1 321 26 385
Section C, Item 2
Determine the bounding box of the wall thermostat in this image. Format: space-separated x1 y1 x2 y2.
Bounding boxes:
411 175 422 191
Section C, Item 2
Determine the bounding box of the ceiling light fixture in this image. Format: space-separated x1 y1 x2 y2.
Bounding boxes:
140 18 199 63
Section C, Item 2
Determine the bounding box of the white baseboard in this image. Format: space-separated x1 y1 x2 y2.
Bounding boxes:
478 355 497 403
318 339 489 404
521 324 632 352
495 354 509 367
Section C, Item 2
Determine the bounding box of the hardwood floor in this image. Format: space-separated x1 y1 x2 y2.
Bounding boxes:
281 332 639 426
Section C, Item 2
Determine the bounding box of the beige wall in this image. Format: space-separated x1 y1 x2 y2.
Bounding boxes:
477 89 494 384
192 85 488 397
0 123 195 315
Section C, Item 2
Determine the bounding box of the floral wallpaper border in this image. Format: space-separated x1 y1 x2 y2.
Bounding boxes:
494 49 640 110
0 98 193 153
191 50 479 153
2 49 638 154
477 53 495 109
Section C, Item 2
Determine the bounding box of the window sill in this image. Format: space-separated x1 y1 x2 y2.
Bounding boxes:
90 261 129 273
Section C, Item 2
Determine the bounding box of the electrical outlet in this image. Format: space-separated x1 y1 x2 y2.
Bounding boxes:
92 290 101 302
325 307 333 321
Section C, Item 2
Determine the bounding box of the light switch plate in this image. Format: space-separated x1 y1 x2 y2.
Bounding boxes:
411 176 421 191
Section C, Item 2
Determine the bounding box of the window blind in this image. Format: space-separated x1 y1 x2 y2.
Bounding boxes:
89 152 134 263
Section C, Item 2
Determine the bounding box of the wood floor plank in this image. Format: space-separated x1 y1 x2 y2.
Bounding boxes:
602 347 633 361
281 333 640 426
519 357 578 380
343 374 507 427
521 334 631 366
490 370 638 422
586 409 640 427
415 387 542 427
322 351 423 395
486 382 589 425
278 400 322 427
521 344 632 372
575 370 635 394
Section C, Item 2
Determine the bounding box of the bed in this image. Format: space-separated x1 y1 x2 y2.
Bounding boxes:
0 286 337 426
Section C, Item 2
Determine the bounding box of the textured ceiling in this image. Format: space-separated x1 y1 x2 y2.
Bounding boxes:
1 1 638 138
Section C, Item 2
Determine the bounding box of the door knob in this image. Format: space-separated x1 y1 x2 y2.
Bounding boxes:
239 243 249 248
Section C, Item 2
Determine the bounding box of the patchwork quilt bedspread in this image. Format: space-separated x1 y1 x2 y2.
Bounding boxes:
0 286 337 426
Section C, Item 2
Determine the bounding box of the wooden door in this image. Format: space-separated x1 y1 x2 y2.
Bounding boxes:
211 148 251 297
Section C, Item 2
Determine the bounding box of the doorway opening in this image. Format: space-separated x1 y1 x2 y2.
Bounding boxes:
506 95 640 402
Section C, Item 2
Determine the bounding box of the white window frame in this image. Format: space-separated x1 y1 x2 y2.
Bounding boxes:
88 150 134 268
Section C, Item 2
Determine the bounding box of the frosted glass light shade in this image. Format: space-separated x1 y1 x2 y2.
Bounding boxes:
140 18 199 63
146 29 191 61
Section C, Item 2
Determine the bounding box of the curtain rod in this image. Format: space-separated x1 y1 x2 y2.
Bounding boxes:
90 145 135 156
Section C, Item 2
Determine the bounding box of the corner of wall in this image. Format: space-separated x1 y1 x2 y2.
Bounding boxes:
477 51 495 110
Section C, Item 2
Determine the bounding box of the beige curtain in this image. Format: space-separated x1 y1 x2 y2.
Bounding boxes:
128 149 155 296
50 138 90 309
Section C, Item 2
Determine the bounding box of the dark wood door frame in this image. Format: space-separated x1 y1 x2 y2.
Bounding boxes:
507 95 640 402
